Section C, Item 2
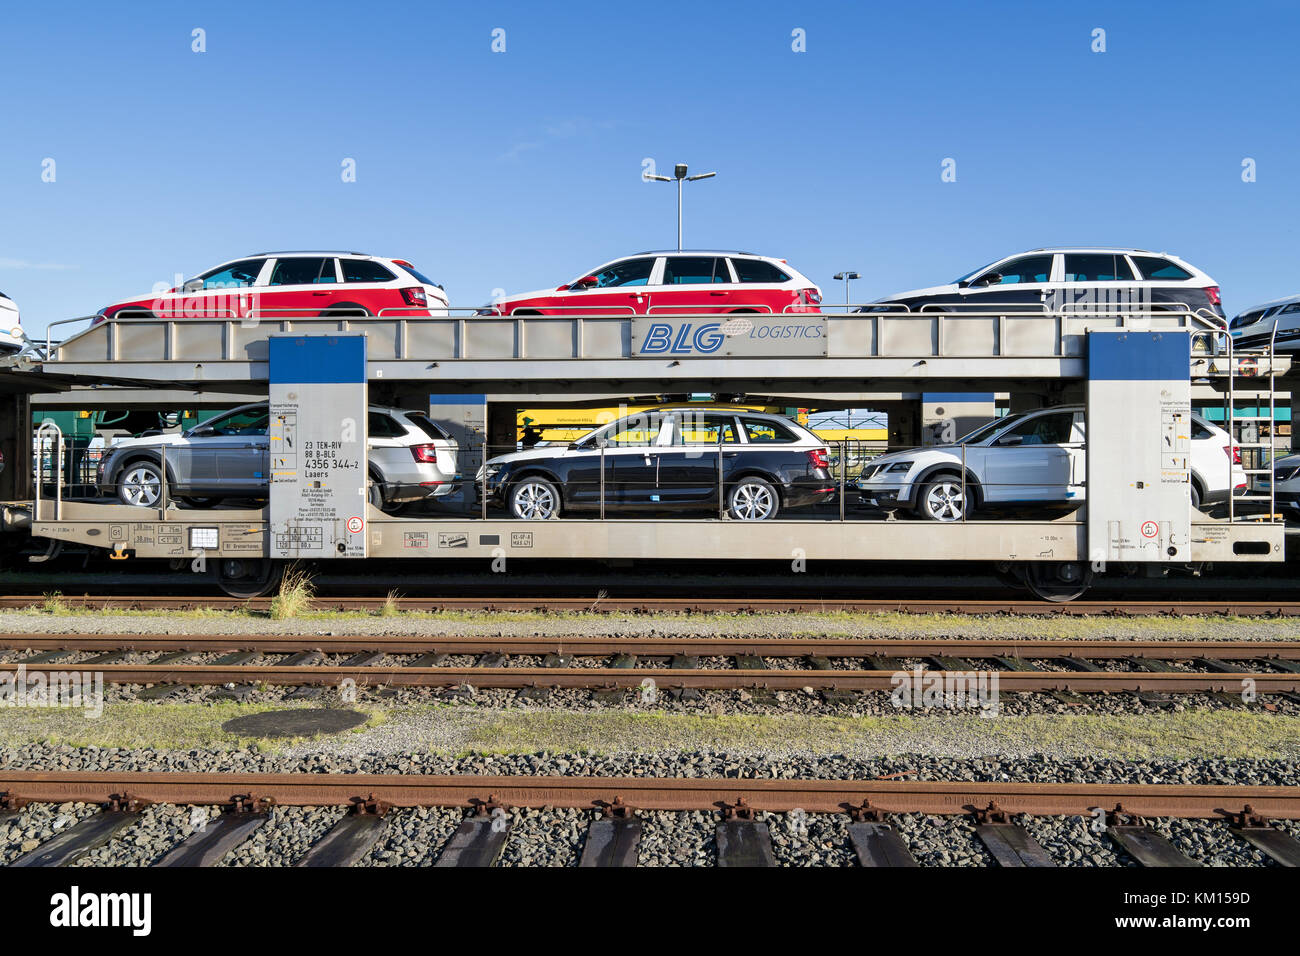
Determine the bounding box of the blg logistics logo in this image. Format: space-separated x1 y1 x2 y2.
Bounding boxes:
638 317 825 355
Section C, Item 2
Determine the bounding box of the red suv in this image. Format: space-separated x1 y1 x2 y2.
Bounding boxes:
96 251 448 322
486 251 822 316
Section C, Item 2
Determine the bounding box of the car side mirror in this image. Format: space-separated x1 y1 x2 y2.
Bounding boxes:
972 274 999 288
190 424 215 437
574 276 599 289
182 279 204 293
997 435 1023 446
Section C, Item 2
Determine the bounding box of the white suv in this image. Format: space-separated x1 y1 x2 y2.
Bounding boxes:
0 292 25 354
857 405 1245 520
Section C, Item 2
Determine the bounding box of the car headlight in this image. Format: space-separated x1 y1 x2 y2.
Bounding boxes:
885 460 913 473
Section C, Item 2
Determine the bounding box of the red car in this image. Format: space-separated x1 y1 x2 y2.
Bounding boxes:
96 251 448 322
487 251 822 316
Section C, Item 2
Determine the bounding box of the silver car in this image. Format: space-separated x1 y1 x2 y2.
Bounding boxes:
97 402 459 511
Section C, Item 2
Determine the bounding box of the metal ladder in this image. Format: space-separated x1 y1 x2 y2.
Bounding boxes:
1210 325 1279 522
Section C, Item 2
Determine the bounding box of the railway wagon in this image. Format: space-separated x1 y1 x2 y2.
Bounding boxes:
0 303 1287 601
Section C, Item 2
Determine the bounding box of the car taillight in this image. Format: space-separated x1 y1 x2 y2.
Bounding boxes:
401 287 428 307
801 288 822 305
1224 444 1241 465
411 443 439 464
807 448 829 469
1204 286 1221 306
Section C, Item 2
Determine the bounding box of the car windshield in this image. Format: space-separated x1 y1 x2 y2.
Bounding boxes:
958 413 1022 445
953 260 999 283
575 258 654 288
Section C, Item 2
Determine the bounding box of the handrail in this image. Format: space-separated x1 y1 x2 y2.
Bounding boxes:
33 420 64 522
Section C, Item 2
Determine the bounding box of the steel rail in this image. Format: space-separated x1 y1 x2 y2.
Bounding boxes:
1 662 1292 693
3 633 1300 660
2 771 1299 818
4 595 1300 615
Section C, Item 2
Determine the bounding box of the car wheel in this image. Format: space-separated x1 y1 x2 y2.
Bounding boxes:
368 474 386 511
727 477 780 520
181 496 224 508
917 473 970 521
117 460 164 507
510 477 561 520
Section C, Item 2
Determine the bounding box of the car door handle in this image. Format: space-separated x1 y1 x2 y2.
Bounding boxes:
723 451 740 458
709 291 727 296
312 291 332 296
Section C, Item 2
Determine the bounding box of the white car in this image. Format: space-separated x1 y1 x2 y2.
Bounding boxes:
1229 294 1300 352
0 292 26 354
866 248 1225 320
857 405 1246 520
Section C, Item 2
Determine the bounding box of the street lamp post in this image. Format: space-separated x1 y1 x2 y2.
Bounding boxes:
646 162 716 250
833 271 861 307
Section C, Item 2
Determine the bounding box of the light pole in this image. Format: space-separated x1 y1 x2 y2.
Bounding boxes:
646 162 716 250
833 271 860 306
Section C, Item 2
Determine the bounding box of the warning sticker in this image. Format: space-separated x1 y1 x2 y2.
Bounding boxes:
1140 521 1159 538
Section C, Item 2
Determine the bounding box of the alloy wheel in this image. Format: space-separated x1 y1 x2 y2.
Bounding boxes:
120 465 161 506
730 481 776 520
924 480 965 521
513 481 558 519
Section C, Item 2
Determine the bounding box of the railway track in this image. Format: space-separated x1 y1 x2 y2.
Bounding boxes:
3 771 1300 867
5 595 1300 615
5 635 1300 696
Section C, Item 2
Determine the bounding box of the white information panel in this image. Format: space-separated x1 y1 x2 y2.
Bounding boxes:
1086 331 1191 564
268 333 368 559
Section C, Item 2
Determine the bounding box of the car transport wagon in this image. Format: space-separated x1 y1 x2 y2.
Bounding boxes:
2 296 1287 602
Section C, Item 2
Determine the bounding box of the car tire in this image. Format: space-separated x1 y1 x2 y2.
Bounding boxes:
1190 481 1203 512
510 477 561 520
117 460 164 507
181 496 224 508
916 472 971 522
727 476 780 520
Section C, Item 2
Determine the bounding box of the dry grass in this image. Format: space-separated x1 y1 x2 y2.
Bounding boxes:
380 589 402 618
268 565 315 620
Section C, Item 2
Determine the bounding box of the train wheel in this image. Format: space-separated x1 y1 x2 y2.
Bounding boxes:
215 558 283 599
1024 561 1092 602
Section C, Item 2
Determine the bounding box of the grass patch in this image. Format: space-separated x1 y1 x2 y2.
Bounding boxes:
380 589 402 618
3 703 1298 762
268 565 315 620
0 701 386 752
39 590 68 614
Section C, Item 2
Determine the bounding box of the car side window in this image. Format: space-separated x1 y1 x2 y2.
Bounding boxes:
201 408 269 436
1064 254 1136 282
269 257 333 286
368 412 406 438
675 414 738 444
198 259 265 290
588 258 654 288
740 417 796 442
732 259 791 283
1191 420 1214 440
602 413 664 446
1132 256 1193 281
1002 412 1075 445
980 255 1053 285
663 257 729 285
342 259 397 283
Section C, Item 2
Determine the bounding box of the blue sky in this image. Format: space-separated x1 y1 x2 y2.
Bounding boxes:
2 0 1298 337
